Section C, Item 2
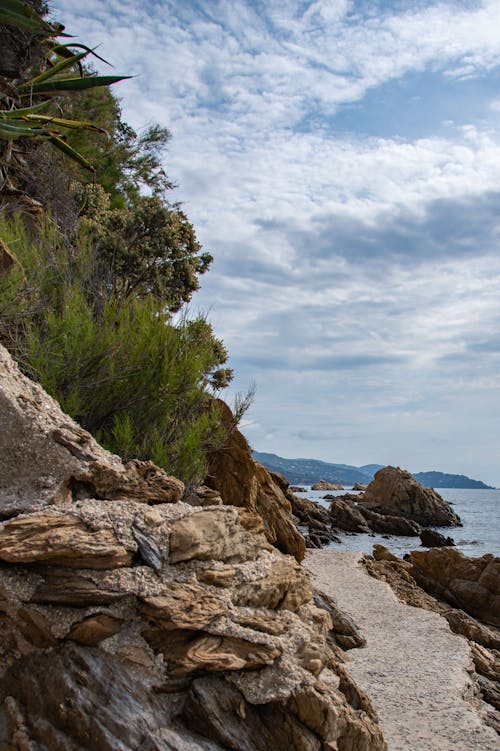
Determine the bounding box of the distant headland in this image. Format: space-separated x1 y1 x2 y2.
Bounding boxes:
252 451 495 489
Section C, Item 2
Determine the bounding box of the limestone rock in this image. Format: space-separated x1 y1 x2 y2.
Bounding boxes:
360 466 461 527
409 548 500 627
205 401 306 561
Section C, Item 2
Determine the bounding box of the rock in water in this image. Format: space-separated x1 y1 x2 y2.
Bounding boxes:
420 528 455 548
0 345 386 751
359 465 461 527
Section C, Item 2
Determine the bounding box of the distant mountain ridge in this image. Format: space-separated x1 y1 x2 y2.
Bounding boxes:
252 451 494 489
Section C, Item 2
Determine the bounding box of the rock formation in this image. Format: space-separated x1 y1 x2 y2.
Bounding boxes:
359 466 461 527
409 548 500 628
205 401 306 562
419 528 455 548
0 345 386 750
311 481 344 491
366 545 500 734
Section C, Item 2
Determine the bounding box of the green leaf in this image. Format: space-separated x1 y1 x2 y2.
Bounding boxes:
27 51 88 85
48 135 95 172
0 121 50 139
51 43 111 66
22 113 108 135
19 75 132 95
0 3 51 32
1 101 52 118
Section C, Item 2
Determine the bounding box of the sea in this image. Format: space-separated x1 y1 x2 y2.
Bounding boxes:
302 487 500 558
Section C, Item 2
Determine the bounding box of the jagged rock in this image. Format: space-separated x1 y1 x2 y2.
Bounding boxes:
290 486 307 493
205 402 306 562
0 345 183 518
0 345 385 750
420 528 455 548
329 498 370 533
409 548 500 627
313 590 366 650
361 507 421 536
360 466 461 527
353 482 368 491
311 481 344 491
286 492 340 547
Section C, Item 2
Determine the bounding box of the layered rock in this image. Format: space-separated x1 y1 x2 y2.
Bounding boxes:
409 548 500 628
206 402 306 562
0 346 386 751
359 466 461 527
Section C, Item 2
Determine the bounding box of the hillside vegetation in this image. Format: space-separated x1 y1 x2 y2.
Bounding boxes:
0 0 243 484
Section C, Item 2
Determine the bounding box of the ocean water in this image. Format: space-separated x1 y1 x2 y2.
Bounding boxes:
301 487 500 558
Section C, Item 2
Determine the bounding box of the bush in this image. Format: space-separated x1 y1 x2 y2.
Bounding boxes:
0 214 231 483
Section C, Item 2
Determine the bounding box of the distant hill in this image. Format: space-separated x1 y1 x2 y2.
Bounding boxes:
412 471 493 489
252 451 494 489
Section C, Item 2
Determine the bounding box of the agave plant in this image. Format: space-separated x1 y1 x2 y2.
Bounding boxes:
0 0 130 176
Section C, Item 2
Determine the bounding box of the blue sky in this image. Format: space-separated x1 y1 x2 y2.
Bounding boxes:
54 0 500 485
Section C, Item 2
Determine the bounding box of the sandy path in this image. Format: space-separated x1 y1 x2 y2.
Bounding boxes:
306 549 499 751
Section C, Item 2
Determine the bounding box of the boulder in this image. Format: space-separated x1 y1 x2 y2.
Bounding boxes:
205 403 306 562
329 498 370 533
360 466 461 527
0 345 386 751
420 528 455 548
353 482 368 491
409 547 500 627
311 480 344 491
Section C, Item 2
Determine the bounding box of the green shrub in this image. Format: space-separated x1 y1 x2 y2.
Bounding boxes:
0 214 230 483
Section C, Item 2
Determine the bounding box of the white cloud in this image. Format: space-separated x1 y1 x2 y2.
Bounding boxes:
51 0 500 483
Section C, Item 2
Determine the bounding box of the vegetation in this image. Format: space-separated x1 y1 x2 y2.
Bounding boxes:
0 1 247 484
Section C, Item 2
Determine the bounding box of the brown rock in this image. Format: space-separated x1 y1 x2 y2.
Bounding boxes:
67 614 123 646
168 634 282 678
232 556 311 611
0 512 132 568
353 482 368 491
30 571 127 606
420 528 455 547
409 548 500 627
196 568 236 588
140 582 227 630
329 497 371 533
311 480 344 491
169 507 271 564
205 401 306 562
360 466 461 527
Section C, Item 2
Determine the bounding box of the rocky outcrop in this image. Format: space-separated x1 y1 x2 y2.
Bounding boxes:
311 480 344 491
420 528 455 548
0 346 386 751
409 548 500 628
352 482 368 491
205 402 306 562
359 466 461 527
365 546 500 734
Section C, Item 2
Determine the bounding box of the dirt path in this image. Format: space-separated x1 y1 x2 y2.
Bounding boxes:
306 549 499 751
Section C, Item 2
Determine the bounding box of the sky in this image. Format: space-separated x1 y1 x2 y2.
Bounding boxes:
53 0 500 486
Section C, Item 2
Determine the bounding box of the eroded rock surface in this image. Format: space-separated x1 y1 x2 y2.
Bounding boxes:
205 401 306 561
0 346 386 751
359 466 461 527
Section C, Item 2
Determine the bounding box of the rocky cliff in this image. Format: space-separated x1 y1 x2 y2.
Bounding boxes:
0 345 386 751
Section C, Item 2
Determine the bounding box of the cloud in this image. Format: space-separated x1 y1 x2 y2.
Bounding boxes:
52 0 500 484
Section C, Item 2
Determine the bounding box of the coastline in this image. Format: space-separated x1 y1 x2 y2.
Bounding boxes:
306 549 499 751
